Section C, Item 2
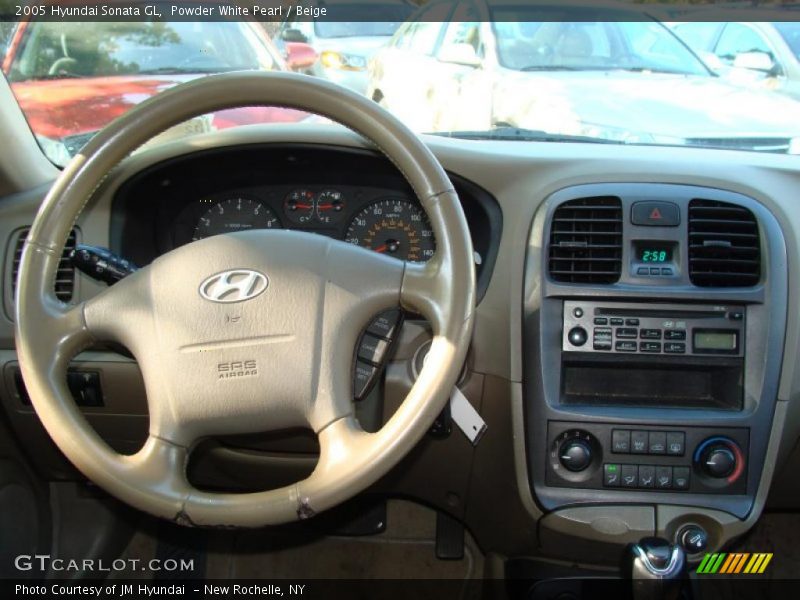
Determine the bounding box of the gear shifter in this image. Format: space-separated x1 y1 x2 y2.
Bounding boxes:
625 537 686 600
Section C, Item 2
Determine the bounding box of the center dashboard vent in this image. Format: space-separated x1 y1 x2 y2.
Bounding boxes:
688 200 760 287
10 228 78 303
548 197 623 284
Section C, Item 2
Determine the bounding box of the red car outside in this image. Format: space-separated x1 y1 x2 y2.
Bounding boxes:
3 19 316 165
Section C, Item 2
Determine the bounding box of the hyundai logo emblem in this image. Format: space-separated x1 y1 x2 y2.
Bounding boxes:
199 269 268 303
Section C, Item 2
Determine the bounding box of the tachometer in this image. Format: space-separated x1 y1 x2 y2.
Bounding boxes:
193 197 279 241
345 198 435 262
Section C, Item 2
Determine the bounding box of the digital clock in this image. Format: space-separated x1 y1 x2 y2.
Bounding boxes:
635 242 675 264
642 248 670 263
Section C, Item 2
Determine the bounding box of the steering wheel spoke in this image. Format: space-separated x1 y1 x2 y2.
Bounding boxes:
114 434 191 519
82 266 155 350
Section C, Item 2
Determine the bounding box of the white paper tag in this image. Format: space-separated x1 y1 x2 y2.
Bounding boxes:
450 386 487 446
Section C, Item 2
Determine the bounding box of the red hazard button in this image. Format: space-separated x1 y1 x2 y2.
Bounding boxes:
631 201 680 227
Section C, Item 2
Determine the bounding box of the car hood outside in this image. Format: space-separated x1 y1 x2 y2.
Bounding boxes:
313 36 392 59
10 73 309 142
493 70 800 143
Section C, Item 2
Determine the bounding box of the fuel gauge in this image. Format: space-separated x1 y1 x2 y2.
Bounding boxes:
283 189 316 225
315 189 346 224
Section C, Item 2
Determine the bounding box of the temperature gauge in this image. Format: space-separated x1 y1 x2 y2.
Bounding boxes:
315 189 346 224
283 189 316 225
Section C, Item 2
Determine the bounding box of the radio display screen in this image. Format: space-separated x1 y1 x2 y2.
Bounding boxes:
694 330 738 353
636 242 674 263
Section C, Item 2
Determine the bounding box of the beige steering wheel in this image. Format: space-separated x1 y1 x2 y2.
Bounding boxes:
14 72 475 527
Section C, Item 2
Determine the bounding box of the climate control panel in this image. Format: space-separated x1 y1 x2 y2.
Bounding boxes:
546 421 748 495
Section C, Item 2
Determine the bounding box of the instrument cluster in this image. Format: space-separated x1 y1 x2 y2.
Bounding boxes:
171 186 436 263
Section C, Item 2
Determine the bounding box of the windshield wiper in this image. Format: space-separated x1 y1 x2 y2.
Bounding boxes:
518 65 587 72
135 66 244 75
609 66 690 75
431 126 625 144
26 73 82 81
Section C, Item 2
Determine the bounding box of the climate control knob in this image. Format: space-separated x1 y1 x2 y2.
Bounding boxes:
695 437 743 481
703 447 736 478
559 439 593 472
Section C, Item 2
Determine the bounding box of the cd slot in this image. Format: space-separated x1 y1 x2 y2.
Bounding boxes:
595 307 726 319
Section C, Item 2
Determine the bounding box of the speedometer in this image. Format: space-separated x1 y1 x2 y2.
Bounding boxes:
345 198 435 262
193 197 280 241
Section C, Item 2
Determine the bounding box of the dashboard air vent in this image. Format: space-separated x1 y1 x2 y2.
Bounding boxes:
548 197 623 284
11 228 78 302
688 200 760 287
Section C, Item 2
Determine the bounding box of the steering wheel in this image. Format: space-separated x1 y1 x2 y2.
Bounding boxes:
48 57 79 77
15 72 475 527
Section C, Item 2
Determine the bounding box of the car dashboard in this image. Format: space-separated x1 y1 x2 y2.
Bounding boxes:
1 124 800 569
111 144 501 300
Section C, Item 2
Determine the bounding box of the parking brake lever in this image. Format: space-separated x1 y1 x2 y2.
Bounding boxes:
71 244 138 285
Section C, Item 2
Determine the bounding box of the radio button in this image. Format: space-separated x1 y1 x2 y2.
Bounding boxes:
625 318 640 326
621 465 638 488
649 267 661 275
664 342 686 354
640 342 662 353
603 464 621 487
667 432 685 456
638 465 655 488
631 431 648 454
656 466 673 489
661 267 675 276
610 317 625 326
673 467 691 490
594 317 608 325
594 327 612 340
593 341 612 351
649 431 667 454
616 328 638 339
612 430 631 453
616 341 637 352
640 329 662 339
665 330 686 340
637 267 649 276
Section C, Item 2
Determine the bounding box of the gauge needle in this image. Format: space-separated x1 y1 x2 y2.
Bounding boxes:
294 203 313 210
374 244 388 253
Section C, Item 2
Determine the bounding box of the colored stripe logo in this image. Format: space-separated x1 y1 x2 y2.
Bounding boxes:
696 553 773 574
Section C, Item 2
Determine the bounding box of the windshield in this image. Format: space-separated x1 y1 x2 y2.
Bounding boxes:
6 21 277 80
774 22 800 62
492 19 709 76
314 5 412 38
4 7 800 168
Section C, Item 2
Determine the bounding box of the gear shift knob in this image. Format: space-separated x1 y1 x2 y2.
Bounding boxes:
626 537 686 600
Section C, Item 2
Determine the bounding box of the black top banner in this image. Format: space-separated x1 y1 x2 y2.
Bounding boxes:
0 0 799 23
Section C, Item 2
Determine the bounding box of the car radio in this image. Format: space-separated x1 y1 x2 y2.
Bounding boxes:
562 300 745 357
560 301 745 411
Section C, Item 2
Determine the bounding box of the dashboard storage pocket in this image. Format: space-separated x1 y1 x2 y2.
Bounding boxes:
561 357 743 410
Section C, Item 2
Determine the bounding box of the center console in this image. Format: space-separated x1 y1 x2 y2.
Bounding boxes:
523 183 787 553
